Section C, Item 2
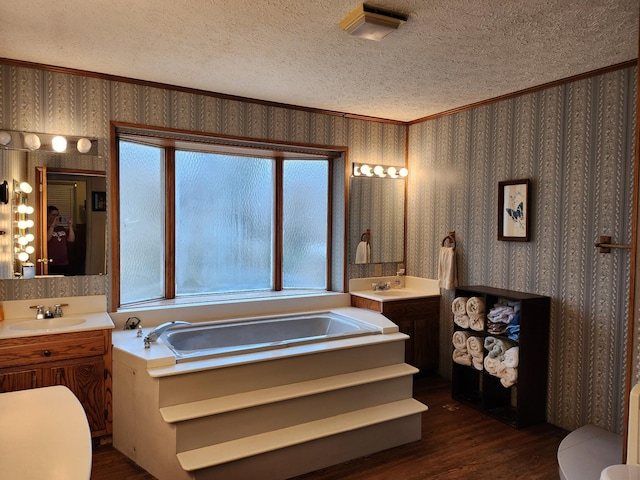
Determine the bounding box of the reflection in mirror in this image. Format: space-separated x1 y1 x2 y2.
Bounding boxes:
36 167 106 276
349 175 404 264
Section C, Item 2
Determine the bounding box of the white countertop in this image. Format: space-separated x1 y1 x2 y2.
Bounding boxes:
0 295 114 339
349 276 440 302
0 386 92 480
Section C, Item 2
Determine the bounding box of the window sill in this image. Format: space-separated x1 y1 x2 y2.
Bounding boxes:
112 290 351 329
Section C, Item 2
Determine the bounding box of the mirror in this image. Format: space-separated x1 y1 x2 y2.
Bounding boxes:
349 176 405 264
36 166 106 276
0 142 107 281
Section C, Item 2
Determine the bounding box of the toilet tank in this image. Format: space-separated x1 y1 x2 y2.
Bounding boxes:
628 383 640 465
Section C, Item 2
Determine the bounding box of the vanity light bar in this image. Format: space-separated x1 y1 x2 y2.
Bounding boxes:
0 130 98 155
352 162 408 178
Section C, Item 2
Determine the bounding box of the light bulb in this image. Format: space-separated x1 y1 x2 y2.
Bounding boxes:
18 236 28 245
52 135 67 152
25 245 35 254
77 137 92 153
387 167 398 178
0 131 11 146
24 133 41 151
17 220 27 229
26 205 34 214
25 219 34 228
353 165 361 176
19 182 32 194
18 252 29 262
360 164 372 176
373 165 385 177
399 167 408 177
17 204 28 214
26 234 34 242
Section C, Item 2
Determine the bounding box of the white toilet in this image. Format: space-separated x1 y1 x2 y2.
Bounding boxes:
601 384 640 480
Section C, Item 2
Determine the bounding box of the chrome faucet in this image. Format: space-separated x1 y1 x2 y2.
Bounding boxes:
54 304 64 317
143 320 191 348
372 281 391 292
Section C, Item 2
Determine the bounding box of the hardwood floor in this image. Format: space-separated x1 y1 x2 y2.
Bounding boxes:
91 374 568 480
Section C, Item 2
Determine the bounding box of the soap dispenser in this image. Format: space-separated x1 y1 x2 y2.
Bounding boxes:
393 269 405 288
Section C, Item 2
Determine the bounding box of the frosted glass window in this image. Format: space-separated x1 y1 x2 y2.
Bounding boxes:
117 133 333 307
175 151 274 295
119 141 164 304
283 160 328 289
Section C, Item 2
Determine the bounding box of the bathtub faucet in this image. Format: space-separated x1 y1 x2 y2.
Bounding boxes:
143 320 191 348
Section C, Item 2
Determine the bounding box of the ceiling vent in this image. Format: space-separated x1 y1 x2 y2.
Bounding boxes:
339 3 408 41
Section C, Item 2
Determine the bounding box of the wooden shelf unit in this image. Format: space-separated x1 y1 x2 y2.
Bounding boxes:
451 285 550 428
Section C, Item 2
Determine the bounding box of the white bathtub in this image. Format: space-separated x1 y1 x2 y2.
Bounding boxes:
161 311 382 362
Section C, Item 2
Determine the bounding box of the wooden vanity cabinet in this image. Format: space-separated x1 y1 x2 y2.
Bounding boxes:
0 329 112 438
351 295 440 373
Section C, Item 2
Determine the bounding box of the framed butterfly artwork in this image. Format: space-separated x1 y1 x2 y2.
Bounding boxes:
498 179 530 241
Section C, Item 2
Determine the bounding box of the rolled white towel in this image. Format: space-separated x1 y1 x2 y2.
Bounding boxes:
466 336 484 358
466 296 485 315
502 346 519 368
452 330 470 350
452 297 468 315
454 314 470 329
468 313 485 331
453 348 472 366
499 365 518 388
471 354 483 371
484 355 501 376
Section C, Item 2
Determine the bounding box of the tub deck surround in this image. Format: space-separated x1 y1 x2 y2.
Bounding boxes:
0 294 114 339
112 306 426 480
112 306 400 371
349 276 440 302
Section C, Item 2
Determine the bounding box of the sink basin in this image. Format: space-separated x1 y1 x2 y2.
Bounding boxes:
9 317 86 331
372 290 422 297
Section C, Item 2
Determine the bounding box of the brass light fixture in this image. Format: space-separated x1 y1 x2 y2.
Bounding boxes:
339 4 408 41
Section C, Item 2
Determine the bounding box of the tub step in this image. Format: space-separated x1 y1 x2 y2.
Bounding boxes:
160 363 418 423
176 398 427 472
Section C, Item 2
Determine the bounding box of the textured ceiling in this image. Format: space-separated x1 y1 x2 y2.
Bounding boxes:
0 0 637 122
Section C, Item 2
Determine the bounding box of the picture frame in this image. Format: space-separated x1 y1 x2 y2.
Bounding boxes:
498 179 530 241
92 191 106 212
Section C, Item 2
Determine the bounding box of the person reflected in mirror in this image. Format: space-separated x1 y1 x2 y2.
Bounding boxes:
47 205 75 275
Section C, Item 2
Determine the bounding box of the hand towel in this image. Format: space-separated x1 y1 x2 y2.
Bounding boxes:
452 330 470 350
502 346 519 368
355 240 370 264
453 314 470 329
468 313 485 331
484 355 501 376
466 336 484 358
471 354 483 371
499 365 518 388
452 349 472 366
438 246 457 290
451 297 468 315
466 297 485 315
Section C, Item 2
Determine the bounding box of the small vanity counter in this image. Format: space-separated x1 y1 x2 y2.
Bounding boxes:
0 385 92 480
0 295 114 340
349 276 440 302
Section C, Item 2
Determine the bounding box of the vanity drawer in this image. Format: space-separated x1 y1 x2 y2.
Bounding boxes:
0 331 106 368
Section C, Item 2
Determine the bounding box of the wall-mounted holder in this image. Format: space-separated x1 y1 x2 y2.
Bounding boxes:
595 235 631 253
0 180 8 204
